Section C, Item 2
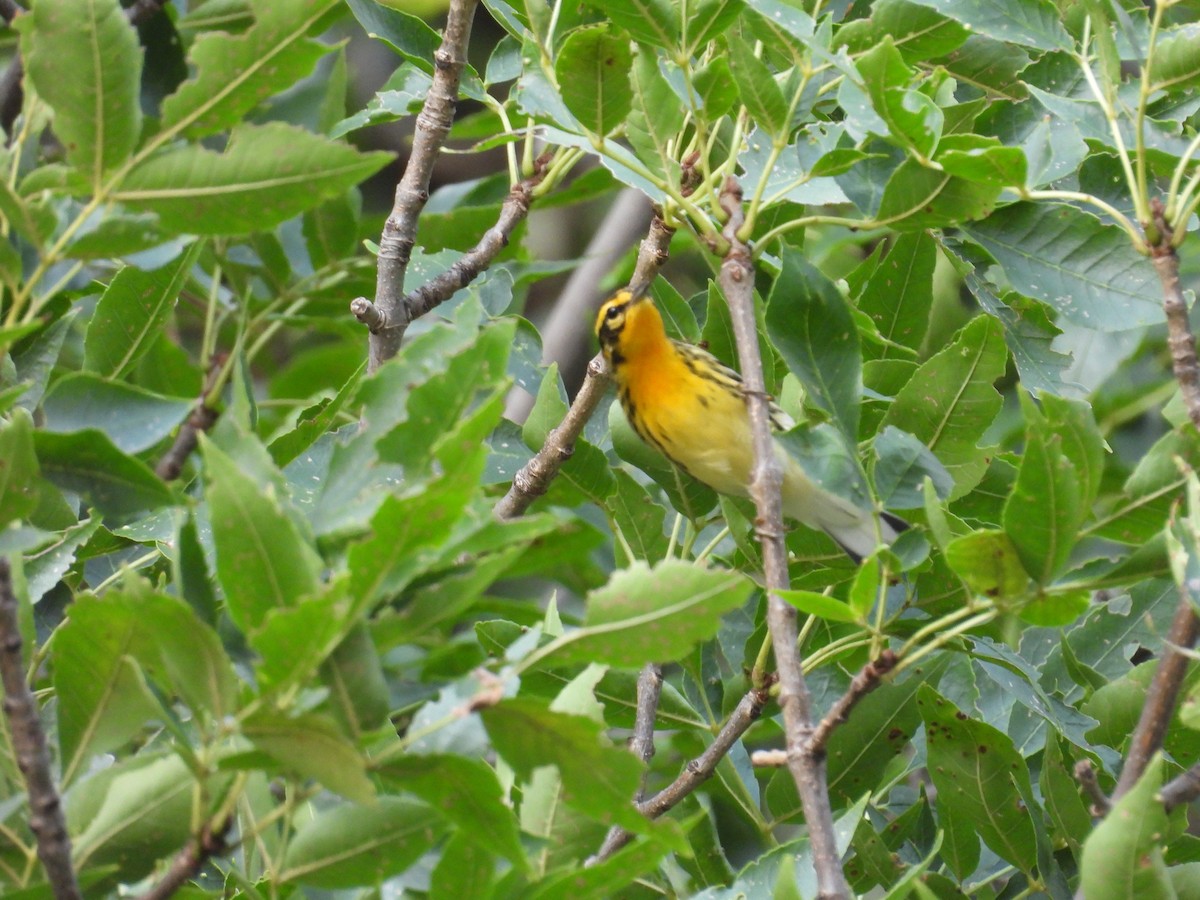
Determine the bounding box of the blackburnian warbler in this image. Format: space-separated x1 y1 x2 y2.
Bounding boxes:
596 284 904 560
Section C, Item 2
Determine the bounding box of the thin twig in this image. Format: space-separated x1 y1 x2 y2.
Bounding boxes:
133 819 229 900
364 0 479 372
588 685 770 863
1112 587 1199 800
492 353 610 520
493 214 674 520
589 662 664 864
1161 761 1200 812
0 558 82 900
1108 200 1200 799
155 358 224 481
718 176 849 900
1073 759 1111 816
809 650 897 755
355 151 552 334
630 663 664 792
1151 199 1200 429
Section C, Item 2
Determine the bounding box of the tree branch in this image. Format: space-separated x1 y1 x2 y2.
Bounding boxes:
1112 587 1199 800
1151 198 1200 430
630 662 664 793
364 0 478 372
493 214 674 520
0 558 82 900
588 684 770 864
1073 759 1111 816
1107 200 1200 800
133 819 229 900
154 359 224 481
353 152 553 336
809 650 897 756
1161 760 1200 812
718 176 849 900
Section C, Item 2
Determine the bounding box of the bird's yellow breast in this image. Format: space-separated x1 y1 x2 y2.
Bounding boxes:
617 341 758 498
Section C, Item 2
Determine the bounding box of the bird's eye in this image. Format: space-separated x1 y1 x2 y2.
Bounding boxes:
606 305 623 320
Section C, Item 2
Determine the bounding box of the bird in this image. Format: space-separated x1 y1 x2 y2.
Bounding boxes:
595 282 905 561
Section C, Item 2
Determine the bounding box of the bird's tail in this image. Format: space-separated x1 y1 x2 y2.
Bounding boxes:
823 507 908 563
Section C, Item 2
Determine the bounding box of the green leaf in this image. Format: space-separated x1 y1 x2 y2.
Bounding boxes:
767 250 861 440
54 592 162 785
1003 395 1085 584
584 0 678 49
688 0 745 49
608 470 671 564
377 753 527 867
0 177 54 246
964 203 1160 331
944 529 1029 601
17 0 142 182
873 426 953 508
627 51 685 180
776 588 858 624
13 311 77 412
1148 28 1200 92
345 0 443 73
856 39 943 159
70 752 229 880
555 25 633 138
114 122 394 236
34 429 176 523
1080 757 1175 900
1095 428 1200 544
962 270 1072 397
881 314 1005 499
837 0 969 62
322 622 390 737
903 0 1070 51
858 231 935 360
268 360 365 467
522 560 752 669
918 686 1039 874
279 797 444 888
160 0 338 139
201 435 321 632
481 696 664 837
728 33 789 136
876 158 1001 229
432 833 495 899
243 712 375 804
936 135 1027 187
42 375 191 454
83 246 199 378
0 408 39 531
347 475 473 609
25 518 102 605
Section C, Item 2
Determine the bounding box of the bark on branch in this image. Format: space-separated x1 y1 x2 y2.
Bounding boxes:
1108 200 1200 801
718 176 849 900
0 558 81 900
363 0 478 372
588 684 770 864
133 819 230 900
